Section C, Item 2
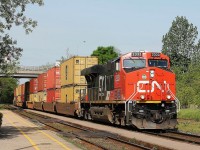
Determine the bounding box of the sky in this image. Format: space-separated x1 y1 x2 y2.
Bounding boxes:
9 0 200 67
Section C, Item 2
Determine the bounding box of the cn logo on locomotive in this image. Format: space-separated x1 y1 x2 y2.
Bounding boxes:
137 80 167 93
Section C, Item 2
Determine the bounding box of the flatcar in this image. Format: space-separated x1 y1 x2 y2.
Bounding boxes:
14 52 179 130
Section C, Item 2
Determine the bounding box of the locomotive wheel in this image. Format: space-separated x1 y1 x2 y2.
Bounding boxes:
120 118 125 126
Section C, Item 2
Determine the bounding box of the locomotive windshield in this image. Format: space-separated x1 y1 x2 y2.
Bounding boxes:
123 59 146 68
148 59 168 68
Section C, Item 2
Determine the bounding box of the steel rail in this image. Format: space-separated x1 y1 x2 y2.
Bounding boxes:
142 130 200 145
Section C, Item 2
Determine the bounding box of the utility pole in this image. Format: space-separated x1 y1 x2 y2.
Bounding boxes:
66 48 70 59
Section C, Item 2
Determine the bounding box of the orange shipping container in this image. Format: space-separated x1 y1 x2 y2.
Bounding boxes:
46 66 60 89
38 73 47 92
29 78 38 93
47 89 60 102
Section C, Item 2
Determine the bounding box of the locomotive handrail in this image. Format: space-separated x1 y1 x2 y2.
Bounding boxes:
85 87 99 101
127 84 139 100
167 84 181 113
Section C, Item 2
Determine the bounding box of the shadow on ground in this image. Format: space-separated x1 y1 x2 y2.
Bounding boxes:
0 125 43 140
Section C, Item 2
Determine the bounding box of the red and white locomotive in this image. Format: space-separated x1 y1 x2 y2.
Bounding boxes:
81 51 178 129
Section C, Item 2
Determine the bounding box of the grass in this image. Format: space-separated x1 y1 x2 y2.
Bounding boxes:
0 104 6 110
178 108 200 121
0 104 10 110
178 120 200 134
178 108 200 134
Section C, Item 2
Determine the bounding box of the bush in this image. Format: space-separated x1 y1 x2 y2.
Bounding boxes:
0 78 18 104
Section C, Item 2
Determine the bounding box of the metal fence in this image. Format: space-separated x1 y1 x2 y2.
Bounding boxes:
19 65 53 72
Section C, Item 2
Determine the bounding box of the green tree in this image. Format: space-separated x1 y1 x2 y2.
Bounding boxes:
0 0 44 74
0 78 18 103
91 46 119 64
175 63 200 108
193 40 200 64
162 16 198 71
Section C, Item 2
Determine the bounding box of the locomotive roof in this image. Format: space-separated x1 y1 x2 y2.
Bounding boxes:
81 64 106 76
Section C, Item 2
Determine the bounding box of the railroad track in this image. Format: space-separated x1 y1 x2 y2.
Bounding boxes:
142 130 200 145
17 111 152 150
7 106 171 150
7 105 200 148
162 130 200 145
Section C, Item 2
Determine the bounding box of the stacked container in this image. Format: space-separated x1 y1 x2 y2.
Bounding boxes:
43 66 61 112
38 73 47 91
30 78 38 94
16 85 21 106
34 73 47 110
46 66 61 102
13 87 17 106
27 78 38 109
14 85 20 106
13 86 16 105
24 81 30 103
14 84 24 107
56 56 98 115
20 84 25 107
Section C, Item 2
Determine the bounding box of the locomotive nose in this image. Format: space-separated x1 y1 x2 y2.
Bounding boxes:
136 67 174 101
147 68 168 101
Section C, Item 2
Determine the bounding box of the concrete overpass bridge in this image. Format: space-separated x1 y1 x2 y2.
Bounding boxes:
0 66 52 78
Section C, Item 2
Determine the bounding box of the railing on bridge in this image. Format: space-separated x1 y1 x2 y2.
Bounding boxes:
19 65 53 72
0 65 54 78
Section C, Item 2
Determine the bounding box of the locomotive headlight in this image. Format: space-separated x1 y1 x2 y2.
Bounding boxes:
165 110 170 113
167 95 171 100
139 110 144 113
140 95 145 100
150 70 155 78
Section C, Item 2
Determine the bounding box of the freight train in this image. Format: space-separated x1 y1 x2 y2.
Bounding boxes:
13 51 179 129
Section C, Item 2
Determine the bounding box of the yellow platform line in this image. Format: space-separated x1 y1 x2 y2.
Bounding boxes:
39 130 71 150
12 112 71 150
4 114 40 150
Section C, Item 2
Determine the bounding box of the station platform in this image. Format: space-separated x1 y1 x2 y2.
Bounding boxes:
0 110 81 150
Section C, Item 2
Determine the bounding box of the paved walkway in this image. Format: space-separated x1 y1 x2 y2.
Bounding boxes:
0 110 81 150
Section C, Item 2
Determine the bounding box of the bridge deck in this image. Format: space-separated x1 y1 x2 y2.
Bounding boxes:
0 66 53 78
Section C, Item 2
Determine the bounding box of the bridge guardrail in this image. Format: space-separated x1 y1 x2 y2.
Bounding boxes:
19 66 53 72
